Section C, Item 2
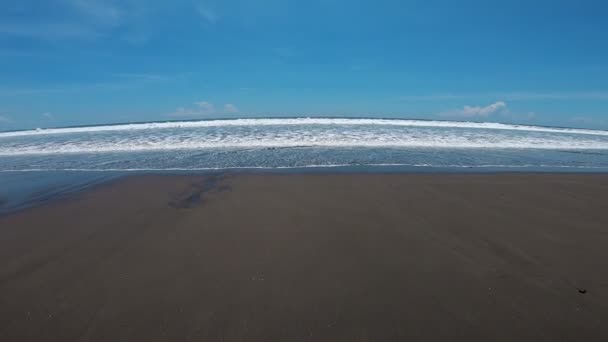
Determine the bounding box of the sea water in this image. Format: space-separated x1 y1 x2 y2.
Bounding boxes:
2 117 608 171
1 117 608 212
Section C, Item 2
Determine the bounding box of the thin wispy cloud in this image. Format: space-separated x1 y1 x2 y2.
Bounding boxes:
398 94 469 101
0 3 113 40
571 116 594 124
0 0 129 41
169 101 240 117
501 91 608 101
0 84 109 96
111 73 169 81
0 1 228 43
570 116 607 126
197 6 219 24
0 22 103 40
0 115 12 123
400 91 608 102
64 0 123 27
42 112 54 119
121 30 151 45
0 72 178 96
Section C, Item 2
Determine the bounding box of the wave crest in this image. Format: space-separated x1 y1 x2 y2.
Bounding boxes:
2 117 608 137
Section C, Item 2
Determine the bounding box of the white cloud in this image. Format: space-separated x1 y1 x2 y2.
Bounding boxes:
169 101 239 117
463 101 507 117
0 115 12 123
42 112 54 119
197 6 219 24
194 101 215 113
442 101 508 118
223 104 239 113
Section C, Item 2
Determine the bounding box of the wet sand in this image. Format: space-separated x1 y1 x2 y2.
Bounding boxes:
1 174 608 341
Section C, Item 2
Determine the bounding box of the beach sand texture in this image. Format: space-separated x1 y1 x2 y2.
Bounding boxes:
1 174 608 341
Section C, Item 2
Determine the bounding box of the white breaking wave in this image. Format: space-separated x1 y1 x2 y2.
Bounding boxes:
1 117 607 156
1 141 607 156
1 117 608 137
1 133 608 156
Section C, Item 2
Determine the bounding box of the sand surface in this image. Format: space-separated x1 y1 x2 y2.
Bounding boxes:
1 174 608 341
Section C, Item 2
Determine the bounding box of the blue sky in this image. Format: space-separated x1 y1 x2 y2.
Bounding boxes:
1 0 607 131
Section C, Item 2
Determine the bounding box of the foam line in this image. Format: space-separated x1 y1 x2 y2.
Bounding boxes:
1 140 608 156
2 118 608 137
1 164 607 172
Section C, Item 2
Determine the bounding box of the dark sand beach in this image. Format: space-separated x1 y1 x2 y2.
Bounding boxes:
1 173 608 341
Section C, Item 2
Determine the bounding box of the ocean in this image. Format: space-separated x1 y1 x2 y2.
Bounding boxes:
1 117 608 213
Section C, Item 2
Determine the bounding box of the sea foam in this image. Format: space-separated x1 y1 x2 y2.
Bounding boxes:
1 118 608 138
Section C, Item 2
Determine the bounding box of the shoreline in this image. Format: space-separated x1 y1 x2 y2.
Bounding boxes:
2 167 608 216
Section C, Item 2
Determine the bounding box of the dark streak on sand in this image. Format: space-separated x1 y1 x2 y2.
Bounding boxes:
168 174 228 209
1 174 608 342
